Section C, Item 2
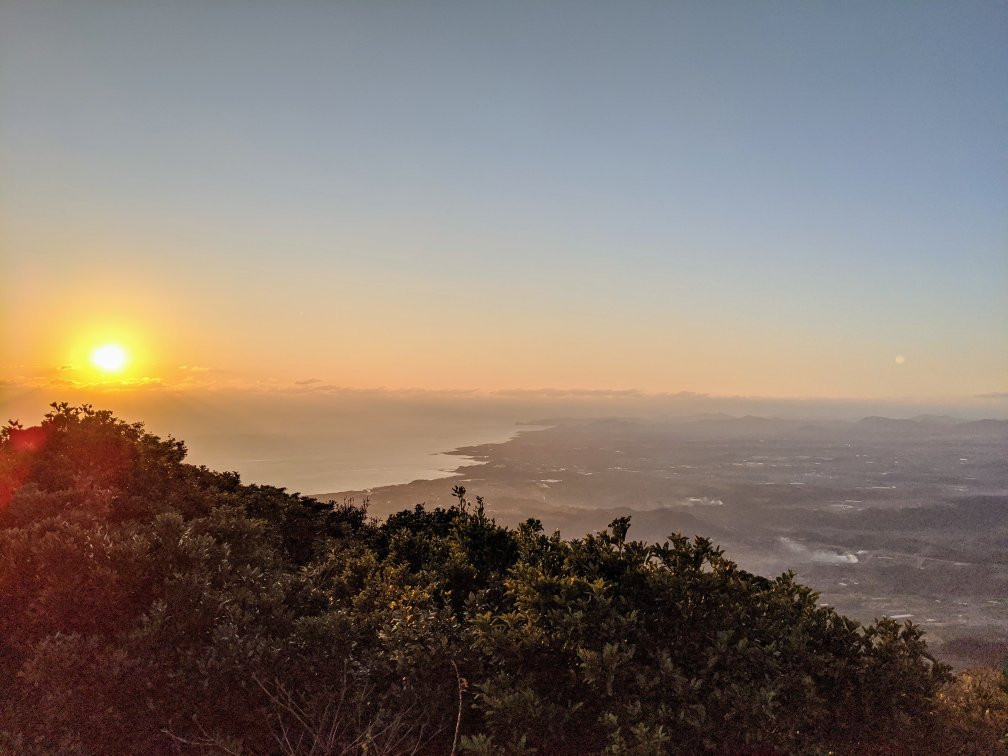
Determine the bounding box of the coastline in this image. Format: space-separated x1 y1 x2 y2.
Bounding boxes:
313 416 1008 669
311 422 553 503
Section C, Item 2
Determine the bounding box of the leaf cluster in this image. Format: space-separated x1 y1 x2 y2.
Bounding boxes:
0 405 961 754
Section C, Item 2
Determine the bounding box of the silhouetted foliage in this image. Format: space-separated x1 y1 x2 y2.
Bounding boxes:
2 404 995 754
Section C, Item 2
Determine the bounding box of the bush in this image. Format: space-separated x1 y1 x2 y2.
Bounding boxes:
0 404 966 753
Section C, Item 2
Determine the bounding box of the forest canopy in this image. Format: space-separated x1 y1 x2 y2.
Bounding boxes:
0 404 1004 754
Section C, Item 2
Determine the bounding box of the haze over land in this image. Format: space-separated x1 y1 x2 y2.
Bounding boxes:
2 386 1006 493
322 412 1008 669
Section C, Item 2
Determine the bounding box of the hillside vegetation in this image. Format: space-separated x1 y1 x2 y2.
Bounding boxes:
0 404 1005 754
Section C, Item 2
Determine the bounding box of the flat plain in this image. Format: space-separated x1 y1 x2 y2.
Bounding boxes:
321 415 1008 668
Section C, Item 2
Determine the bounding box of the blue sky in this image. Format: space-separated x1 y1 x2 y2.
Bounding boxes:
2 1 1006 399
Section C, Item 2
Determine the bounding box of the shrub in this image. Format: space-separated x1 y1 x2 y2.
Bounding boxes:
0 404 963 753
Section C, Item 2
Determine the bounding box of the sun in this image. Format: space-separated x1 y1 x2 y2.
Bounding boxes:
90 343 129 373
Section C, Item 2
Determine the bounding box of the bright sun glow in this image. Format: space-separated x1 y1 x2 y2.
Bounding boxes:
90 343 129 373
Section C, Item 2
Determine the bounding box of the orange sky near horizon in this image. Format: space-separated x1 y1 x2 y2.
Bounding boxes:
0 272 1001 402
2 2 1006 404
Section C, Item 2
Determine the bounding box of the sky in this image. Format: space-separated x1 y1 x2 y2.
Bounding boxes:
2 0 1006 404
